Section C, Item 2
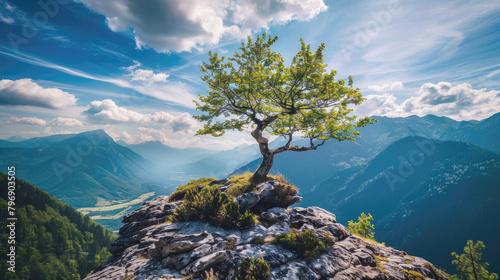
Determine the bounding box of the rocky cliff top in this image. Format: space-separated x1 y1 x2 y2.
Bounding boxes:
85 178 447 280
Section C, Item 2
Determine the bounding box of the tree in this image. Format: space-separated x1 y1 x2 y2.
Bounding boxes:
451 240 498 280
348 212 375 239
195 33 376 183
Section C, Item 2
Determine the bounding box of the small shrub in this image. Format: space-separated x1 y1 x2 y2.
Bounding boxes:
275 229 329 262
224 238 237 250
251 237 265 245
137 253 149 260
374 255 390 277
422 263 448 280
168 177 216 202
273 183 298 207
323 232 335 247
236 256 271 280
169 184 256 230
401 269 426 280
348 212 375 239
374 255 388 263
238 210 257 228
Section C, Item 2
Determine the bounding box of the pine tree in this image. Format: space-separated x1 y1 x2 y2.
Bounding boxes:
347 212 375 239
451 240 498 280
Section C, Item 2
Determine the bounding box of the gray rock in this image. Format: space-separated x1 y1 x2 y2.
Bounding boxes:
181 250 231 275
237 244 295 267
310 251 352 279
153 231 214 258
162 243 217 270
241 223 290 244
352 251 376 267
320 223 351 241
260 207 289 224
84 265 126 280
235 192 260 210
332 266 389 280
272 261 321 280
257 183 275 204
306 206 337 223
84 179 448 280
120 197 181 236
254 182 302 211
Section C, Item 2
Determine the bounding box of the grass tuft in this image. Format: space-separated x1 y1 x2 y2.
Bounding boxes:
168 177 216 202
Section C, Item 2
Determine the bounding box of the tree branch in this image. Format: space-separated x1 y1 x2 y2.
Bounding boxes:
272 136 325 155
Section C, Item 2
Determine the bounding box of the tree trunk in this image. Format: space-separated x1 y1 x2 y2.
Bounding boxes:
252 144 274 183
469 241 478 280
250 128 274 183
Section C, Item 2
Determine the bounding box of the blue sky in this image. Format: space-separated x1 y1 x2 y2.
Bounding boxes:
0 0 499 149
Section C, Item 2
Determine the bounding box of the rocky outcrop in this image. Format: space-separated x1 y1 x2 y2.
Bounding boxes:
85 179 447 280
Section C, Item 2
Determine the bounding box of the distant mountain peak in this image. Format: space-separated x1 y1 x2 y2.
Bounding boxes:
6 135 27 142
74 129 114 144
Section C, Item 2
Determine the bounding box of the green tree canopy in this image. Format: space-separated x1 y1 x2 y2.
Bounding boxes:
451 240 498 280
348 212 375 239
195 33 376 182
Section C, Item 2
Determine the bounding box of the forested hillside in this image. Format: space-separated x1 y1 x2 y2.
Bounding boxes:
0 173 116 280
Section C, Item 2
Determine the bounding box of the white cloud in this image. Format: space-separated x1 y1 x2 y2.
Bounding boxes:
77 0 327 52
6 116 84 127
0 13 14 24
355 82 500 121
124 62 170 85
109 127 254 149
0 79 78 109
18 131 41 135
353 93 398 118
0 50 196 108
7 117 47 126
83 99 199 133
367 81 403 92
48 117 84 127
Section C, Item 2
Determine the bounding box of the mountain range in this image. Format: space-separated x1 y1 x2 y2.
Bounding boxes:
0 130 154 208
2 113 499 273
234 113 500 190
125 141 261 182
306 136 500 272
233 113 500 272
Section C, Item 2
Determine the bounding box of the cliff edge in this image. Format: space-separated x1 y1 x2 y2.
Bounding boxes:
85 177 447 280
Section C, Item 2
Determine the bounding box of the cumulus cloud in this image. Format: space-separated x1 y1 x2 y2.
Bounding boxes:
48 117 84 127
83 99 198 133
7 117 47 126
354 82 500 121
0 79 77 109
77 0 327 52
367 82 403 92
353 93 398 118
124 61 169 85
